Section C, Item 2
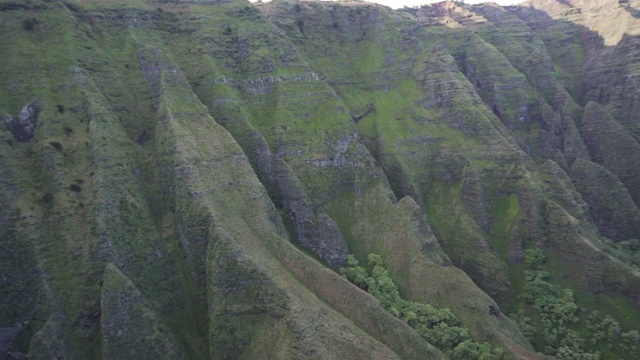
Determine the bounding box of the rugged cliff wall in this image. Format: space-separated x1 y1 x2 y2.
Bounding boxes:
1 0 640 359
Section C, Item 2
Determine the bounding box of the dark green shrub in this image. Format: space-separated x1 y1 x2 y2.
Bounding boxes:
50 142 63 152
23 18 36 31
43 193 54 204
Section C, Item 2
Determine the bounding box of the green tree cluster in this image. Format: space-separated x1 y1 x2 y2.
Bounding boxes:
513 248 640 359
340 254 503 360
587 311 621 345
518 249 598 358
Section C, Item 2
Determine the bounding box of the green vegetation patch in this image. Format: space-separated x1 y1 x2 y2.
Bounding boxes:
509 248 640 359
341 254 505 359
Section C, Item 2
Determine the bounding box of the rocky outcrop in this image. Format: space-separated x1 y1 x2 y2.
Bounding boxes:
2 102 38 142
251 130 349 268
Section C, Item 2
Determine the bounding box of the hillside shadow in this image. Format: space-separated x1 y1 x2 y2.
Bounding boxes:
621 2 640 18
508 2 640 119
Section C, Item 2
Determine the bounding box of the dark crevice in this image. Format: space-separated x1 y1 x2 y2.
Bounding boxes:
351 103 376 123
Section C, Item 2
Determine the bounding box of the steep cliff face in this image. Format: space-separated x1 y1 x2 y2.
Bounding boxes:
1 0 640 359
